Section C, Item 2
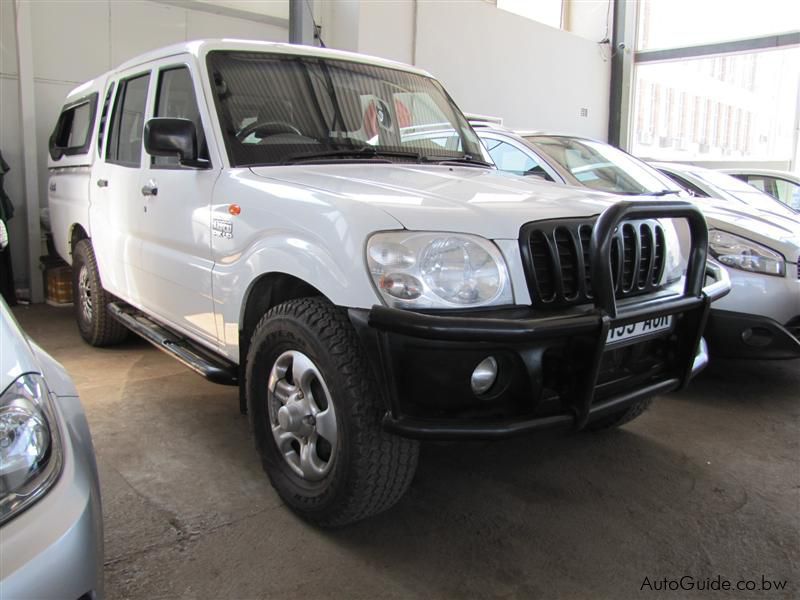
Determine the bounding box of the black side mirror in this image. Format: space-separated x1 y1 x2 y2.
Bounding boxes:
144 117 204 167
523 165 553 181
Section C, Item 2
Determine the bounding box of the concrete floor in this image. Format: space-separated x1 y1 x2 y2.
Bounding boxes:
13 303 800 599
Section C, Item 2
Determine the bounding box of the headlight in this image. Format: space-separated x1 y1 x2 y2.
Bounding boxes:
0 374 62 524
661 219 684 284
367 232 514 308
709 230 785 277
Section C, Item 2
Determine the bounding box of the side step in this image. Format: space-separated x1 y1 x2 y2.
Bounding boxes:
108 303 238 386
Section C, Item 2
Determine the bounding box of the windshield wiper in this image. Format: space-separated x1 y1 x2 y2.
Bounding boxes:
615 189 680 197
422 154 493 168
636 189 680 196
282 146 423 165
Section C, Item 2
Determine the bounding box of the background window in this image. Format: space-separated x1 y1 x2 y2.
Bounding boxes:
631 47 800 165
496 0 562 29
153 67 207 166
107 73 151 166
637 0 800 52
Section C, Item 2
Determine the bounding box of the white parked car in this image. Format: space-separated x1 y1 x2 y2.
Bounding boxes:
475 128 800 360
0 299 104 599
720 168 800 212
47 40 727 526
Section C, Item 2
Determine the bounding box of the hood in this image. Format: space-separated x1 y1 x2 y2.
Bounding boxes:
1 300 39 392
695 198 800 262
250 164 623 239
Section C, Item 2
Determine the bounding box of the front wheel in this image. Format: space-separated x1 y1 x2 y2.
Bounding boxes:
71 239 128 347
246 297 419 527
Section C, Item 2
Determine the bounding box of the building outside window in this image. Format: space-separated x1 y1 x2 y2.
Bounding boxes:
630 0 800 168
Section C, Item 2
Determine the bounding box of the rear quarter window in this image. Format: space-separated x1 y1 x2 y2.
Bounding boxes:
49 93 98 160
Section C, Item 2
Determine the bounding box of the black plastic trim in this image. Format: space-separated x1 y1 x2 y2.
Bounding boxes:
706 309 800 359
354 201 725 441
590 200 708 318
382 378 682 440
109 303 238 385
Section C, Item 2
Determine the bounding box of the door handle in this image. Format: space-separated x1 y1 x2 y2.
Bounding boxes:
141 182 158 197
49 182 56 192
96 179 108 188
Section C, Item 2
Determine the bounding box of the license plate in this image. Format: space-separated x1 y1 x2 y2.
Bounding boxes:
606 315 674 345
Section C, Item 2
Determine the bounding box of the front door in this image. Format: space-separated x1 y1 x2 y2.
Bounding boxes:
137 60 221 346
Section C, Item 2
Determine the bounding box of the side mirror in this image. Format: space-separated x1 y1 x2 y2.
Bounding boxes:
144 117 202 166
523 165 554 182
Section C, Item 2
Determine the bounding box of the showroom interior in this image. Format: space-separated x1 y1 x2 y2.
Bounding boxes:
0 0 798 598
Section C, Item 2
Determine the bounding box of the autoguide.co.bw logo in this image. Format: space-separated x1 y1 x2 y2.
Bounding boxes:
640 574 788 593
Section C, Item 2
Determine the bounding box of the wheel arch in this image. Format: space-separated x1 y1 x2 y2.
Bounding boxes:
70 223 89 252
237 272 327 414
239 271 326 345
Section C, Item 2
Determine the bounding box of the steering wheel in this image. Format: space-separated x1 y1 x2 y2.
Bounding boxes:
236 120 303 141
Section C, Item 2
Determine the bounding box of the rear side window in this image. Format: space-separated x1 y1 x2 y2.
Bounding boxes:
49 94 98 160
153 66 208 167
107 73 151 167
97 82 116 157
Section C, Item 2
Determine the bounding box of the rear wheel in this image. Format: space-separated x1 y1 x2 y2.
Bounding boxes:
587 398 653 431
71 239 128 347
246 297 419 527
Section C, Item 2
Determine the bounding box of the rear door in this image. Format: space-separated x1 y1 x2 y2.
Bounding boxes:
137 58 221 345
90 69 152 303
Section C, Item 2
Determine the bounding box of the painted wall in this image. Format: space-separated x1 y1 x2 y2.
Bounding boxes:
0 0 287 293
412 1 610 136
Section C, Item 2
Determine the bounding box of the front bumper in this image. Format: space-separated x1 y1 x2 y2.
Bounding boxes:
0 392 104 600
705 309 800 359
351 200 730 440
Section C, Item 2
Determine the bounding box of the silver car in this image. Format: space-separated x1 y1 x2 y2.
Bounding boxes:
0 299 103 599
475 127 800 360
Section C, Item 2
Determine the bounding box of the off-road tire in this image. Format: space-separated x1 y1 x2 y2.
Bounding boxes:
71 239 128 346
587 397 653 431
246 297 419 527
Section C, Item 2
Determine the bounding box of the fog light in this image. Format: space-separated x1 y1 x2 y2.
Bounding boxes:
742 327 773 348
471 356 498 395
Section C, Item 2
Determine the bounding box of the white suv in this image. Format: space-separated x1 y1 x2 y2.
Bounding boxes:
47 40 727 526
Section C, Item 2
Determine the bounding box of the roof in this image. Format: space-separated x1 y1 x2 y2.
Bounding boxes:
720 168 800 182
648 161 710 175
113 39 433 77
66 38 435 103
474 127 608 146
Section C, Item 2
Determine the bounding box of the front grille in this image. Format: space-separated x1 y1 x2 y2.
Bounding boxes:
520 218 667 308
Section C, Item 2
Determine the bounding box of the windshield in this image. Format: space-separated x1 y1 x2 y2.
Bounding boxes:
206 51 484 167
524 136 681 195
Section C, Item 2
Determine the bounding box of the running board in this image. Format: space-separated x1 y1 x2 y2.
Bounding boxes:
108 303 238 386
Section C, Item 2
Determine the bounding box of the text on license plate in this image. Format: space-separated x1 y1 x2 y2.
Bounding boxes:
606 315 673 344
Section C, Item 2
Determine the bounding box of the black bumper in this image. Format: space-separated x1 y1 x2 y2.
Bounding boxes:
705 310 800 359
350 200 730 440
